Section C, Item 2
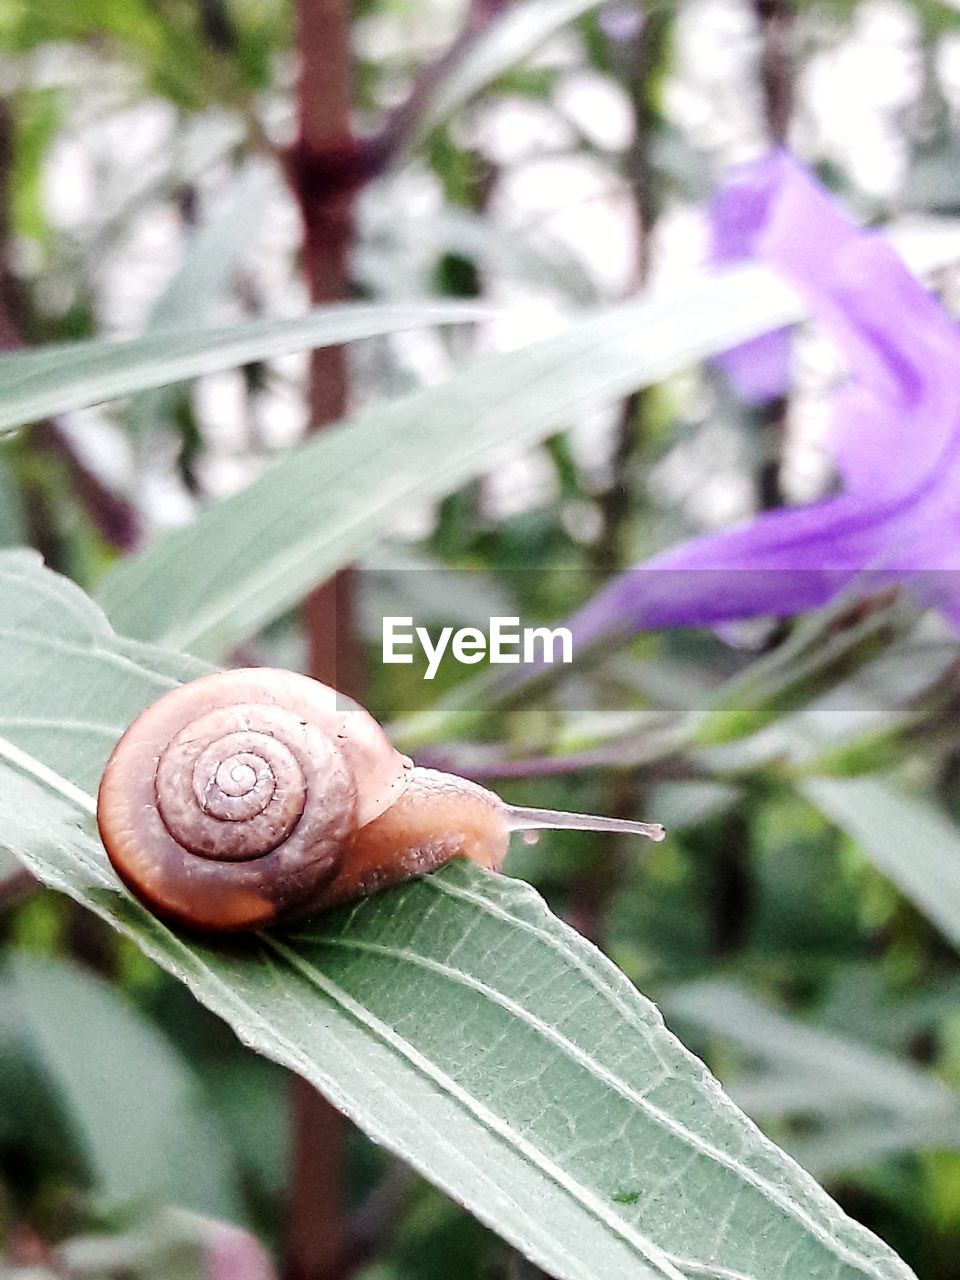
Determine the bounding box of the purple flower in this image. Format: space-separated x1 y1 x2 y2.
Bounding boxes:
709 164 792 404
570 150 960 649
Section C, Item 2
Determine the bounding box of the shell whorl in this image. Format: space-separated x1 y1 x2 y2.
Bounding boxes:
153 701 353 864
97 668 412 931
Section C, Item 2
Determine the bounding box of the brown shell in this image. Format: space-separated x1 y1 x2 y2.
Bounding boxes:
97 668 413 931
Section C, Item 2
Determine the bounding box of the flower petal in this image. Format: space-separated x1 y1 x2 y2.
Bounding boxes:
569 497 892 648
570 151 960 645
710 154 791 404
735 152 960 496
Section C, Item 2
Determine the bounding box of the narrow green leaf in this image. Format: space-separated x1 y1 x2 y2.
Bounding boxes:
96 230 960 661
787 1112 960 1180
801 776 960 951
0 553 918 1280
357 203 598 304
663 980 960 1121
97 265 805 658
146 165 274 332
10 952 242 1217
660 981 960 1177
0 550 206 795
127 162 276 440
0 301 490 433
420 0 606 141
0 449 27 546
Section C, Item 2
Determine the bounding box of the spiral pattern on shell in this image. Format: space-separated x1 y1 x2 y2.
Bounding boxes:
97 668 413 931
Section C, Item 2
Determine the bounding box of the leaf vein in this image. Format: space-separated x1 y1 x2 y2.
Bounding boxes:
266 936 686 1280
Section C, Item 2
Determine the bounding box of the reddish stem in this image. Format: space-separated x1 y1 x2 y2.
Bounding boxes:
282 5 518 1274
754 0 794 144
283 5 355 1280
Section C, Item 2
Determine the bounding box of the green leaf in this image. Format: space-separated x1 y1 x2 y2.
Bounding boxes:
9 952 242 1217
788 1113 960 1181
97 264 805 658
662 980 960 1177
357 203 599 305
0 845 20 880
0 300 491 434
0 448 27 547
419 0 606 142
0 552 917 1280
145 166 274 333
660 988 960 1177
0 550 207 795
663 979 960 1122
801 776 960 951
126 162 276 442
95 229 960 661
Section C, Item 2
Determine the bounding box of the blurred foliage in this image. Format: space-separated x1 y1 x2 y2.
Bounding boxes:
2 0 960 1278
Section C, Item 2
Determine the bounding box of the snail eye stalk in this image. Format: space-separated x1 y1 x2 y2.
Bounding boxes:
504 805 665 842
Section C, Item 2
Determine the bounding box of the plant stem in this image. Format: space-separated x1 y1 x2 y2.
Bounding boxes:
282 6 521 1271
592 8 670 572
0 867 36 911
373 0 512 170
754 0 794 145
752 0 794 511
285 3 356 1278
577 9 671 942
0 102 142 554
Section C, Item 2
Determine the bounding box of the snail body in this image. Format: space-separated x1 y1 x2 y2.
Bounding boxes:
97 668 664 932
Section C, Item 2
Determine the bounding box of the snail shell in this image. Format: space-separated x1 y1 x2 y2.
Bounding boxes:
97 669 416 931
97 667 665 932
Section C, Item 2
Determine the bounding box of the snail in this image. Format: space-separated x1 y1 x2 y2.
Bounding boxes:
96 668 665 932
